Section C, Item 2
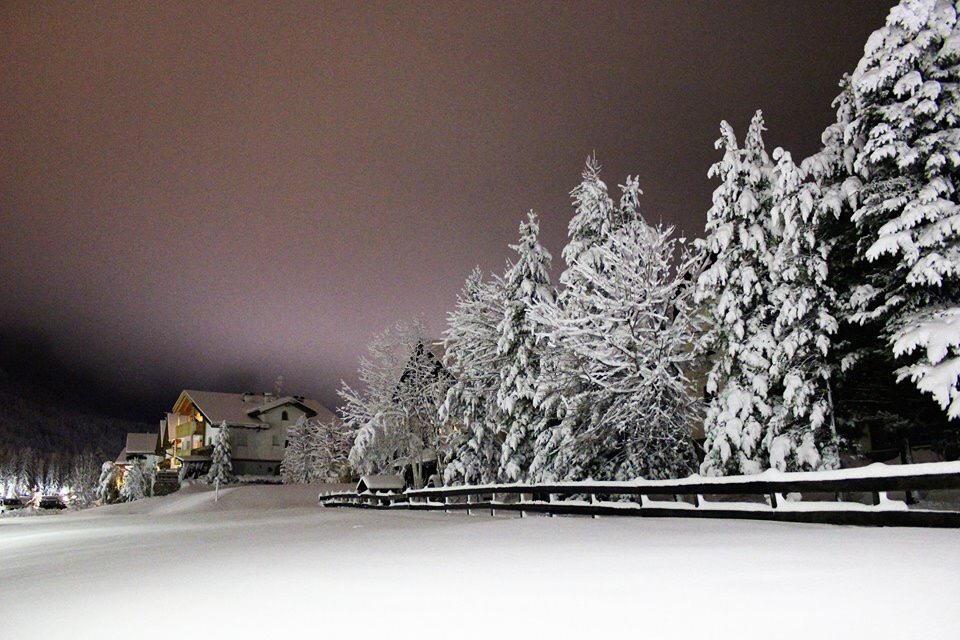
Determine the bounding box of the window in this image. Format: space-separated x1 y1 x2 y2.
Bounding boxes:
272 435 282 447
281 410 289 421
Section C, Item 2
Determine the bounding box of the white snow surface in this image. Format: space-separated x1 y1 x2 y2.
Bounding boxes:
1 483 957 640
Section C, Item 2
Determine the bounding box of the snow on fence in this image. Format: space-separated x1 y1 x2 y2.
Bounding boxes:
318 461 960 528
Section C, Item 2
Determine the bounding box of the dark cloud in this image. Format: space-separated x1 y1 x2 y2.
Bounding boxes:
0 1 892 420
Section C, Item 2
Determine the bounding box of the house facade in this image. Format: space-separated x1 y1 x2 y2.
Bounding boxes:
160 390 337 477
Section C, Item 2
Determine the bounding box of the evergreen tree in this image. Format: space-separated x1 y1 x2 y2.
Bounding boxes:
535 211 701 480
96 461 119 505
806 0 960 459
119 460 146 502
531 161 641 480
768 148 840 470
497 212 553 482
206 421 236 485
696 111 778 475
844 0 960 420
441 268 507 485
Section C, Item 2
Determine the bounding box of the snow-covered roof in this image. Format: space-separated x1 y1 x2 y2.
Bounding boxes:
125 432 157 455
176 390 337 428
115 432 158 463
245 396 318 418
357 475 406 492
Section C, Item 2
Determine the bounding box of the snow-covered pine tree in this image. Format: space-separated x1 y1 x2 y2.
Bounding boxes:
441 268 507 485
96 461 119 505
206 421 236 485
536 208 701 480
841 0 960 420
531 162 642 481
696 111 779 476
767 148 840 471
119 459 146 502
281 416 310 483
496 211 553 482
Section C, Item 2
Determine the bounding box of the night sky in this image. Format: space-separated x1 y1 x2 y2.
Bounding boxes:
0 1 892 422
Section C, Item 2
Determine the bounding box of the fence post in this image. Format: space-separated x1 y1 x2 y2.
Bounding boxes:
466 493 473 516
547 493 555 517
768 493 778 509
520 492 527 518
590 493 599 519
491 492 496 517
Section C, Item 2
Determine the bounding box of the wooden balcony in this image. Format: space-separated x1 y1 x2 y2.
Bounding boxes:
174 419 205 439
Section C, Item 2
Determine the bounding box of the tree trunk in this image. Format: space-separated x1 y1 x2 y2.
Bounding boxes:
899 435 917 505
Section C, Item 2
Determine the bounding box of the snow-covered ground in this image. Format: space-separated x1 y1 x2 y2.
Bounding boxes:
1 484 957 640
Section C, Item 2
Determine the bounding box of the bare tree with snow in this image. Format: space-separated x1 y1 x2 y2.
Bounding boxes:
341 319 450 488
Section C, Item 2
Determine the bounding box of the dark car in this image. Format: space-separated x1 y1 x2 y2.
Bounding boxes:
1 497 26 513
38 495 67 510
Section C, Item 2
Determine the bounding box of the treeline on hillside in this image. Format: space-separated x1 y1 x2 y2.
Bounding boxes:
0 370 152 500
0 446 101 503
0 369 150 456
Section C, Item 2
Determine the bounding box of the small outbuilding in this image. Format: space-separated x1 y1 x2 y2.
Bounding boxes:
356 474 406 494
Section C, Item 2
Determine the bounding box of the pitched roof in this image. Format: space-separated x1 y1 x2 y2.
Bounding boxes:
357 474 406 492
125 432 157 455
176 390 337 428
115 432 158 464
245 396 317 418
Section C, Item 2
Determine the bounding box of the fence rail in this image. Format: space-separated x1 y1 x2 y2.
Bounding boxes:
319 461 960 528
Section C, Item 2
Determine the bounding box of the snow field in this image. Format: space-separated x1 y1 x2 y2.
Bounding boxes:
1 483 957 640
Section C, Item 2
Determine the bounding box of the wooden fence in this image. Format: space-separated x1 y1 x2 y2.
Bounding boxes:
319 461 960 528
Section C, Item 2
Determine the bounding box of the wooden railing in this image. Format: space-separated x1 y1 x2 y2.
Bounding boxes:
318 461 960 528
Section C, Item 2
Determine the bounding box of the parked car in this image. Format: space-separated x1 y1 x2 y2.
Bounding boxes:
1 497 26 513
38 495 67 510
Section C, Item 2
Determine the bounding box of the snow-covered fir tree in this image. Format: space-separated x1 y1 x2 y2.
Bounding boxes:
440 268 508 485
206 421 236 485
767 148 840 471
531 161 639 480
535 211 701 480
496 211 553 482
95 461 119 505
696 111 779 475
119 459 147 502
843 0 960 420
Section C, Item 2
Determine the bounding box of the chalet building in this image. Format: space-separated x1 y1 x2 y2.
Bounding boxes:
160 390 337 477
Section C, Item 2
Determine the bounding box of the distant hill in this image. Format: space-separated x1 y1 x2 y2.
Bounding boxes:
0 371 151 457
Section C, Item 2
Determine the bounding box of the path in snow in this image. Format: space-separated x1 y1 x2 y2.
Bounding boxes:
1 483 957 640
